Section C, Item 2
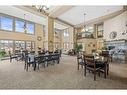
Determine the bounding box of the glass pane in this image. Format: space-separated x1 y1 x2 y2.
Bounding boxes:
15 19 25 32
42 25 46 37
0 40 13 55
31 42 35 50
64 29 69 37
1 16 13 31
26 22 34 34
15 41 20 50
26 41 31 50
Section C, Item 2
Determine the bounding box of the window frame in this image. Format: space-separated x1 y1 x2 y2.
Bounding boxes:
0 13 35 35
63 28 69 37
42 25 46 37
14 18 26 33
26 21 35 35
0 14 14 32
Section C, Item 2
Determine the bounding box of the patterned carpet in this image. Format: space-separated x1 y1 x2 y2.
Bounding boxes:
0 55 127 89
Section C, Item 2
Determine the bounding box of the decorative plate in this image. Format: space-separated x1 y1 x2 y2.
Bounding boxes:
109 31 117 39
37 36 42 41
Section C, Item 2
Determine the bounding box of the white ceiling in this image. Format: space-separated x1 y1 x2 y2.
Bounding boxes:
0 6 124 28
0 6 69 29
58 6 123 25
0 6 46 25
54 22 68 30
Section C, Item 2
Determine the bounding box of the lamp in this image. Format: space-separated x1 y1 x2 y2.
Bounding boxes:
35 5 49 13
81 13 87 32
23 14 27 33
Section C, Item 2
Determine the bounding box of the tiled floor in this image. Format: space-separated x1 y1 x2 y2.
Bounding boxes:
0 55 127 89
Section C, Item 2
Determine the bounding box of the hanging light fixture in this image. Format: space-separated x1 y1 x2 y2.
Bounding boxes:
81 13 87 32
35 5 49 13
23 14 27 33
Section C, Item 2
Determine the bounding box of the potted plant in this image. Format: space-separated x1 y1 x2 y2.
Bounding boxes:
0 50 6 58
74 43 83 54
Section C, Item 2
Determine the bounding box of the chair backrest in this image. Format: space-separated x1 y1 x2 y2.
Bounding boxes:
101 51 109 57
77 54 84 63
101 51 110 63
84 54 95 66
28 53 35 63
52 53 60 60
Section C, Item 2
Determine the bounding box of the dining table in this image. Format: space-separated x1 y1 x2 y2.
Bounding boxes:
33 53 60 70
94 56 108 78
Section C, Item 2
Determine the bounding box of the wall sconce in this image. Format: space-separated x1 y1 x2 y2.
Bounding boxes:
122 30 127 35
37 36 42 41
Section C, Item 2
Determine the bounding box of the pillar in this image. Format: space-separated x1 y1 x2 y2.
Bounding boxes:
45 17 54 52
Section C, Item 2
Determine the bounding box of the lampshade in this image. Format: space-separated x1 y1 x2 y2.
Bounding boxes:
81 13 87 32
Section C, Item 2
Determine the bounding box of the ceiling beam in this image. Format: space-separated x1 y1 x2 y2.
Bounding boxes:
49 6 74 18
14 6 47 18
75 9 124 28
55 18 74 27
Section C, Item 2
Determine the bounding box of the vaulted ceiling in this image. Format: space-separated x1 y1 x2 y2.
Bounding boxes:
56 6 123 25
0 5 124 29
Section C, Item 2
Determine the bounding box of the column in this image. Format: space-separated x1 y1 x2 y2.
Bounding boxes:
45 17 54 52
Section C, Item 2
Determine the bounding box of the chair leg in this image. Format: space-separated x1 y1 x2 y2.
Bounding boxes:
26 63 28 71
57 60 59 64
44 63 46 68
104 66 107 78
38 63 39 70
94 71 96 81
10 58 12 63
81 65 83 68
84 66 86 76
107 69 109 75
98 70 100 77
24 63 26 70
107 64 109 75
33 63 36 71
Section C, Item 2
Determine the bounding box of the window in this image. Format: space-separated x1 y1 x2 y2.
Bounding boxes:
26 22 34 34
0 40 13 54
15 41 25 51
1 16 13 31
31 42 35 50
42 25 46 37
26 41 35 51
15 19 25 32
63 29 69 37
97 24 103 38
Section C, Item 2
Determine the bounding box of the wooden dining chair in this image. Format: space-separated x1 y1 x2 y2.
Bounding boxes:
100 52 110 76
36 55 46 70
25 53 36 71
77 54 84 70
99 57 109 78
83 54 101 81
8 51 18 62
52 53 60 64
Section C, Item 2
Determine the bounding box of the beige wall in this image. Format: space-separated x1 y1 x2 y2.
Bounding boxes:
61 27 74 51
35 24 43 52
0 23 44 52
77 38 97 54
104 11 127 41
54 32 62 50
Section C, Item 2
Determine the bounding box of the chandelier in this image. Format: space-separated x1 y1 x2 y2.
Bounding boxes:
81 13 87 32
23 14 27 33
35 5 50 13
